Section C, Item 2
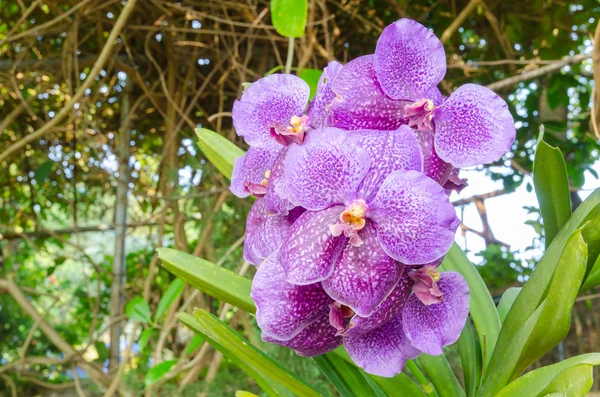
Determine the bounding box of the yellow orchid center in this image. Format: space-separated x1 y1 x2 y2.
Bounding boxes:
340 200 368 231
260 169 271 187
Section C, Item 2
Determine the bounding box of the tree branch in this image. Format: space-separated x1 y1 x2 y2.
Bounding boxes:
0 0 139 165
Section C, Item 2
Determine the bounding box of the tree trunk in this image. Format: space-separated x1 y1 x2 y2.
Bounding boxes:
109 78 132 371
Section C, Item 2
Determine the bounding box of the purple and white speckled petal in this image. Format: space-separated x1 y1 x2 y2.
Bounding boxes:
417 129 453 186
278 206 347 285
231 145 282 198
307 61 344 129
322 224 404 317
374 19 446 100
243 198 295 266
350 126 424 201
251 253 332 341
344 314 421 377
345 272 413 336
263 312 343 356
369 170 458 265
232 74 309 147
402 272 470 355
264 147 297 215
285 128 371 210
434 84 516 167
330 55 407 131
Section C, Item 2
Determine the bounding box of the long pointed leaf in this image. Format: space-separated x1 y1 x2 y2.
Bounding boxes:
487 190 600 378
154 278 185 322
457 320 480 397
314 354 381 397
481 229 588 396
495 354 600 397
157 248 255 313
196 127 245 180
418 354 465 397
179 313 282 396
181 310 324 397
533 140 572 248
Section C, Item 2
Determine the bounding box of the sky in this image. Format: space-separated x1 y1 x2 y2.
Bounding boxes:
453 161 600 266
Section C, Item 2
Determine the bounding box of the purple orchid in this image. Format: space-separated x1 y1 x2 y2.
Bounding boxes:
278 126 459 317
330 18 515 185
230 61 343 214
252 251 470 377
242 198 305 266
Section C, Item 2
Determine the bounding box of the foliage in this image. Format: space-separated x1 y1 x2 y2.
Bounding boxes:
0 0 599 395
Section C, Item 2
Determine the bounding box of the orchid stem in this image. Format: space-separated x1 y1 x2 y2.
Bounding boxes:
285 36 294 74
406 359 438 397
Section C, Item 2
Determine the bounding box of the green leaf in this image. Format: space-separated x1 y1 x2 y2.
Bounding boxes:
481 230 588 396
418 354 465 397
298 69 322 100
495 354 600 397
440 244 501 367
539 364 593 396
154 278 184 322
157 248 255 313
314 354 378 397
479 302 546 397
580 207 600 290
581 254 600 292
144 360 176 386
457 320 480 397
138 328 153 353
533 139 572 248
34 160 54 184
184 334 204 356
196 127 245 180
125 296 151 323
181 313 282 397
512 230 587 376
486 189 600 382
94 341 109 362
180 310 323 397
497 287 521 324
270 0 307 38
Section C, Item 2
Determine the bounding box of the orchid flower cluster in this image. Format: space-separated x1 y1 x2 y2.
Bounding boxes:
230 19 515 377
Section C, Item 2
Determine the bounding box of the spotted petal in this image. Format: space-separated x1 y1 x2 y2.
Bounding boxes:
350 126 424 201
322 224 404 317
330 55 407 130
346 273 413 336
231 145 281 198
369 170 458 265
263 312 342 356
232 74 309 147
434 84 516 167
252 253 332 341
307 61 343 128
243 198 295 265
264 147 296 215
418 129 453 186
278 206 346 285
285 128 370 211
374 19 446 100
402 272 470 355
345 314 421 377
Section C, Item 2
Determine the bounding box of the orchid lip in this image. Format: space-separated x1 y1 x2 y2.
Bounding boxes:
404 98 435 132
271 115 310 145
329 200 368 247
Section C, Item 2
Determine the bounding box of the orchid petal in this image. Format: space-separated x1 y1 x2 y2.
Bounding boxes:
330 55 407 130
369 170 458 264
434 84 516 167
322 224 404 317
252 253 332 341
374 19 446 100
232 74 309 147
402 272 470 355
285 128 370 210
278 206 346 285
